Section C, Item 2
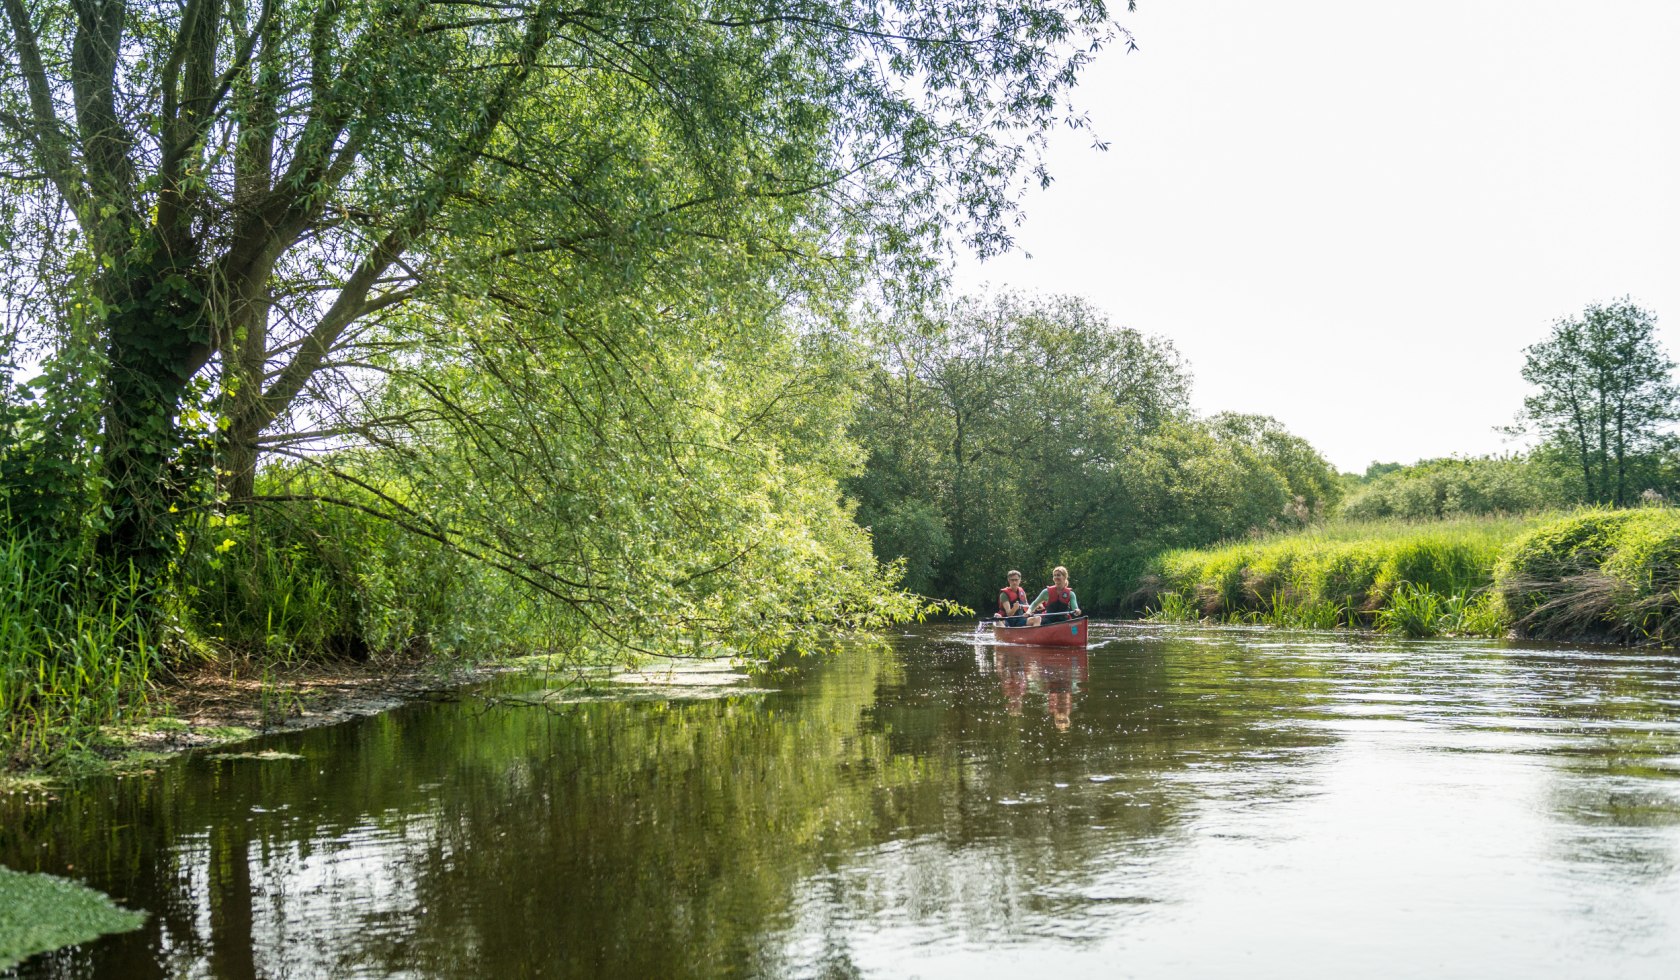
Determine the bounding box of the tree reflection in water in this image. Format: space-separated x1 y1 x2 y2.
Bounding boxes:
4 628 1678 978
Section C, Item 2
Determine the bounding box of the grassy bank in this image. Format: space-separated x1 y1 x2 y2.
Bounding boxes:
1142 511 1680 648
1 493 551 771
1496 508 1680 646
1136 514 1542 633
1133 509 1680 645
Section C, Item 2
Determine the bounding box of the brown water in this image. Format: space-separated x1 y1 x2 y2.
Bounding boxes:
4 623 1680 978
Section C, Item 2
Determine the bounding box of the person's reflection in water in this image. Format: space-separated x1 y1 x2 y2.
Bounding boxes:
1000 649 1030 716
989 646 1089 730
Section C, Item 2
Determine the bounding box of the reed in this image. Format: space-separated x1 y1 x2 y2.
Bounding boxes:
0 535 158 762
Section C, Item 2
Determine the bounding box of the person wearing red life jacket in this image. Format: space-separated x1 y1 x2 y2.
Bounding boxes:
995 569 1030 626
1028 565 1081 625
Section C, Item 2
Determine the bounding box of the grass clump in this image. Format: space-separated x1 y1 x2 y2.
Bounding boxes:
1497 507 1680 645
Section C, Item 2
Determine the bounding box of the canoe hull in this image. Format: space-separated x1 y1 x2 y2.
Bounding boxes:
993 616 1089 648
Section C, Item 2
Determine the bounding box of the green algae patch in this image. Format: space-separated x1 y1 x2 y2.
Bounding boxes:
197 726 260 742
209 750 306 762
0 867 146 968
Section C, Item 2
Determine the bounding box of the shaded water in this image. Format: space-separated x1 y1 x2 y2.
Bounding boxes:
5 624 1680 978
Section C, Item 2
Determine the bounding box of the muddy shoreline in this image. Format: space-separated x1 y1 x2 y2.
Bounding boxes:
4 653 761 788
3 655 514 788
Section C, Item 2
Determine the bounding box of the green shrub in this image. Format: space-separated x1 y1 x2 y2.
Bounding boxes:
179 489 536 664
1340 456 1577 521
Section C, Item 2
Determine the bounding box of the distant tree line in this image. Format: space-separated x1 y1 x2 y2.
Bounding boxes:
851 296 1680 611
846 293 1341 610
1345 299 1679 521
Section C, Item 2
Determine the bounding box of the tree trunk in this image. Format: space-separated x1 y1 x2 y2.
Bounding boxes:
1613 402 1628 507
93 263 206 575
220 264 277 504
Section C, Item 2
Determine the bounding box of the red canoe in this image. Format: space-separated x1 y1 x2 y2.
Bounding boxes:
993 616 1089 648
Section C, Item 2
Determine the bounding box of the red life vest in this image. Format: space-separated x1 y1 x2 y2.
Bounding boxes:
1042 585 1073 612
998 586 1027 612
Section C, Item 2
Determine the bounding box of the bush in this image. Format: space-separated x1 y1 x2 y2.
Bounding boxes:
179 482 537 664
1340 456 1576 521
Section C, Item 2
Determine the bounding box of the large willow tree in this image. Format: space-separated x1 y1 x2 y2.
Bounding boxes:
1 1 1127 644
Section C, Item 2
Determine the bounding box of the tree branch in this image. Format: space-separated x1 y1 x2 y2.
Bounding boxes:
1 0 89 217
242 0 564 438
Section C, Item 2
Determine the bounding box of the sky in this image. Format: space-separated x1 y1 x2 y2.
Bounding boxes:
951 0 1680 473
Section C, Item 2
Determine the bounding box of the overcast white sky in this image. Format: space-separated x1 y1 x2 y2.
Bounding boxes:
952 0 1680 473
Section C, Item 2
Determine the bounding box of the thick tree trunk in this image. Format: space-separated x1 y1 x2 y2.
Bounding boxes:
93 263 206 575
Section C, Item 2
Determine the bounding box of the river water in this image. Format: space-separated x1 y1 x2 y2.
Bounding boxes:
4 623 1680 978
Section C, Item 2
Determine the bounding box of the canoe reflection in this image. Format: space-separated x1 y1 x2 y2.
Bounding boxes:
986 645 1089 730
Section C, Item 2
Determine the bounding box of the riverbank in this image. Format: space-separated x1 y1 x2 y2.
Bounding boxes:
1 654 510 790
2 647 773 788
1134 508 1680 646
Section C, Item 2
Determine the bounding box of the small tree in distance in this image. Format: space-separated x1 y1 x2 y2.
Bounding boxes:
1514 299 1680 507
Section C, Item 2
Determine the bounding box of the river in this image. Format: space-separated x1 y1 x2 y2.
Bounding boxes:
4 623 1679 978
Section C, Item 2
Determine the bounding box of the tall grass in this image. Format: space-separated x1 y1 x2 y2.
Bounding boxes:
3 491 545 765
1138 514 1547 637
0 535 158 762
1497 507 1680 645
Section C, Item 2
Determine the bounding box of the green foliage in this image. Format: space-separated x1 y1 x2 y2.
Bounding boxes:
1207 412 1342 520
1339 455 1578 521
1138 515 1539 633
179 476 532 663
1497 507 1680 645
1514 300 1680 507
850 292 1340 611
1 0 1129 577
869 499 952 597
0 867 145 969
0 308 109 549
1076 420 1348 612
2 0 1082 760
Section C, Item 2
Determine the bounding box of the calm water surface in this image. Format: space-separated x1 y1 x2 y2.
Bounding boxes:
5 623 1680 978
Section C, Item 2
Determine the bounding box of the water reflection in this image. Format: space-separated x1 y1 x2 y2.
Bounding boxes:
981 645 1087 730
3 626 1679 978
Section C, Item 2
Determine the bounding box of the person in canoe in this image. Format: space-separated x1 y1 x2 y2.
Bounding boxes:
995 569 1031 626
1027 565 1081 625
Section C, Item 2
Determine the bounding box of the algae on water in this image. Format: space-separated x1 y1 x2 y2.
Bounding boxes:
209 750 306 761
0 866 146 969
